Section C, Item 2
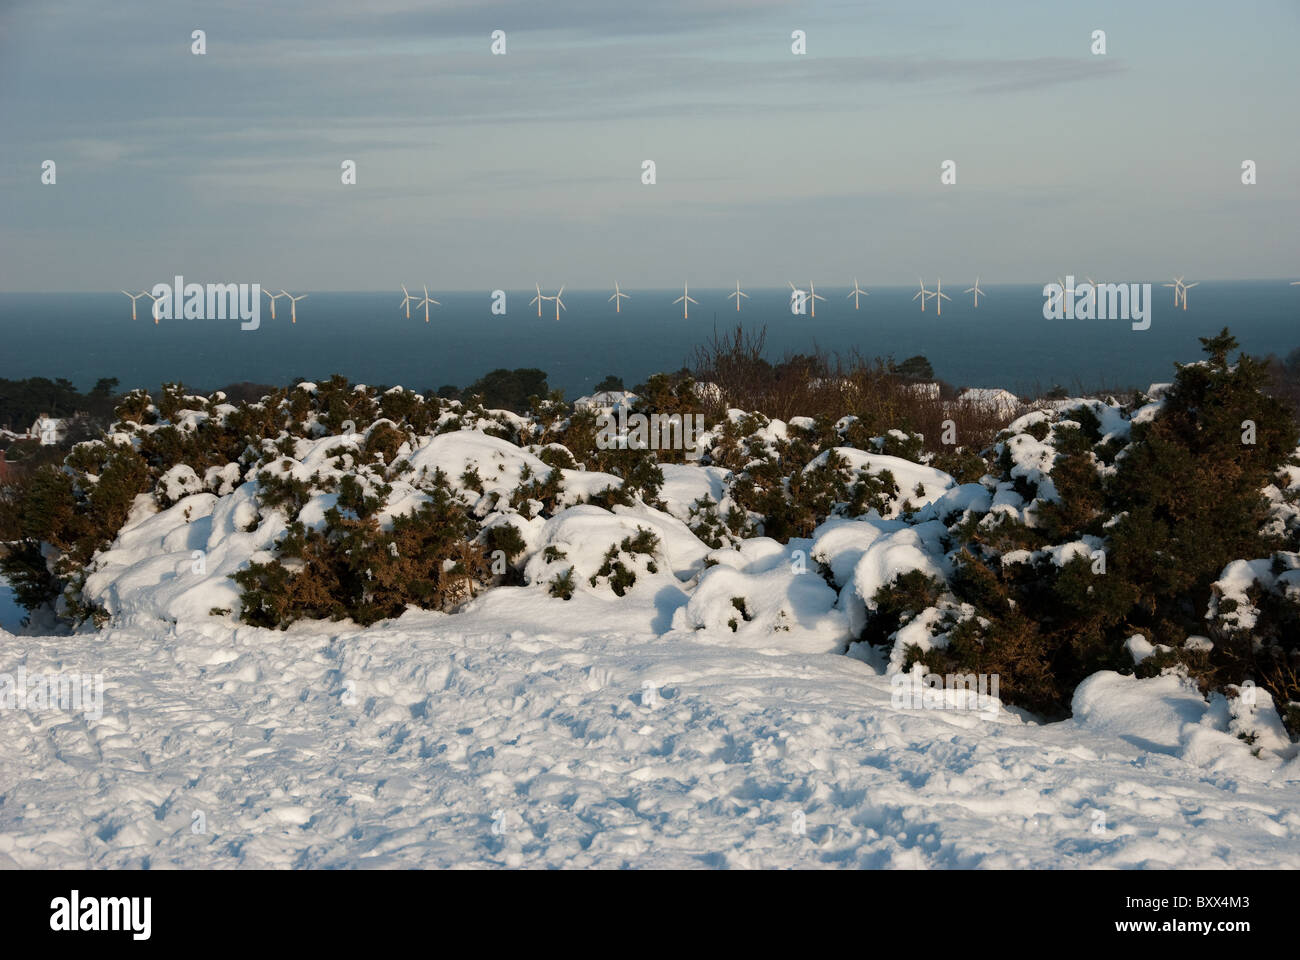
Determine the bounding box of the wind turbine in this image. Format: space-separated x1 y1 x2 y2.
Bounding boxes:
728 280 749 312
609 281 630 314
846 279 869 310
530 283 546 318
263 288 285 320
399 284 417 320
673 283 698 320
931 277 952 316
963 277 985 307
1163 277 1185 308
913 278 932 312
120 290 148 321
1084 276 1101 311
280 290 307 324
788 281 825 317
807 283 826 317
142 290 162 324
550 285 565 321
1046 276 1072 312
1177 278 1198 310
416 285 439 323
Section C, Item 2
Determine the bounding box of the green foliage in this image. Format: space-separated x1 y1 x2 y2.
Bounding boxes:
548 567 576 600
464 368 549 413
909 329 1300 719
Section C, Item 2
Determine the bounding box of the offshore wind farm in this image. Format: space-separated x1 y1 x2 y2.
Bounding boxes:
2 280 1297 399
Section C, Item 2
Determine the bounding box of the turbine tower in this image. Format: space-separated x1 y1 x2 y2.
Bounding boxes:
609 281 630 314
280 290 308 324
673 283 698 320
416 286 439 323
931 277 952 316
263 288 285 320
1177 278 1198 309
550 285 565 321
120 290 148 321
399 284 417 320
846 279 869 310
530 283 546 318
963 277 985 307
728 280 749 312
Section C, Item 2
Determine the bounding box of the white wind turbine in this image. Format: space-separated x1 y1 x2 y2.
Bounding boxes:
120 290 148 321
416 285 439 323
913 278 932 312
931 277 952 316
673 283 698 320
142 290 162 324
788 281 825 317
1046 276 1073 312
530 283 546 318
1163 276 1185 308
609 281 630 314
1084 276 1102 312
550 285 566 321
263 288 285 320
807 282 826 317
728 280 749 312
846 279 869 310
399 284 417 320
1177 277 1198 310
963 277 985 307
280 289 308 324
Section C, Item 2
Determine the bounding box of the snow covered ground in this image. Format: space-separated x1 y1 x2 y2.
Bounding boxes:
3 583 1300 868
4 403 1299 869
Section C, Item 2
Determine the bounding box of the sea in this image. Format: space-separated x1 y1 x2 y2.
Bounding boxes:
0 282 1296 400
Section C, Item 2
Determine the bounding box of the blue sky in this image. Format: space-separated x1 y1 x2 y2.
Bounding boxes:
1 0 1297 290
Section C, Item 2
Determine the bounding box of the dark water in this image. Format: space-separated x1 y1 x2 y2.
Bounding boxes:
1 283 1296 398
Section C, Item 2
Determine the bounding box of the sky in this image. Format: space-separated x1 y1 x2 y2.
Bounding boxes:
1 0 1298 291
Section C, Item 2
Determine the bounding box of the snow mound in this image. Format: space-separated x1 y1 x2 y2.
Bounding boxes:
673 539 850 653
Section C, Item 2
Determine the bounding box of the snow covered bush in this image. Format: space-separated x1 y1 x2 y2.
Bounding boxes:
3 328 1298 738
872 330 1300 722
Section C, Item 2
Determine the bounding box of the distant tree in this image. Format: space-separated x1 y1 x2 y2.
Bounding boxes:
435 384 462 401
594 374 624 393
464 368 549 412
890 355 934 381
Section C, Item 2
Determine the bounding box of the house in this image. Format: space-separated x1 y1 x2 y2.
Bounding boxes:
30 414 67 446
574 390 638 414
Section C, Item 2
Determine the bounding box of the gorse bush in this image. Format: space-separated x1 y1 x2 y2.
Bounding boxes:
873 330 1300 721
